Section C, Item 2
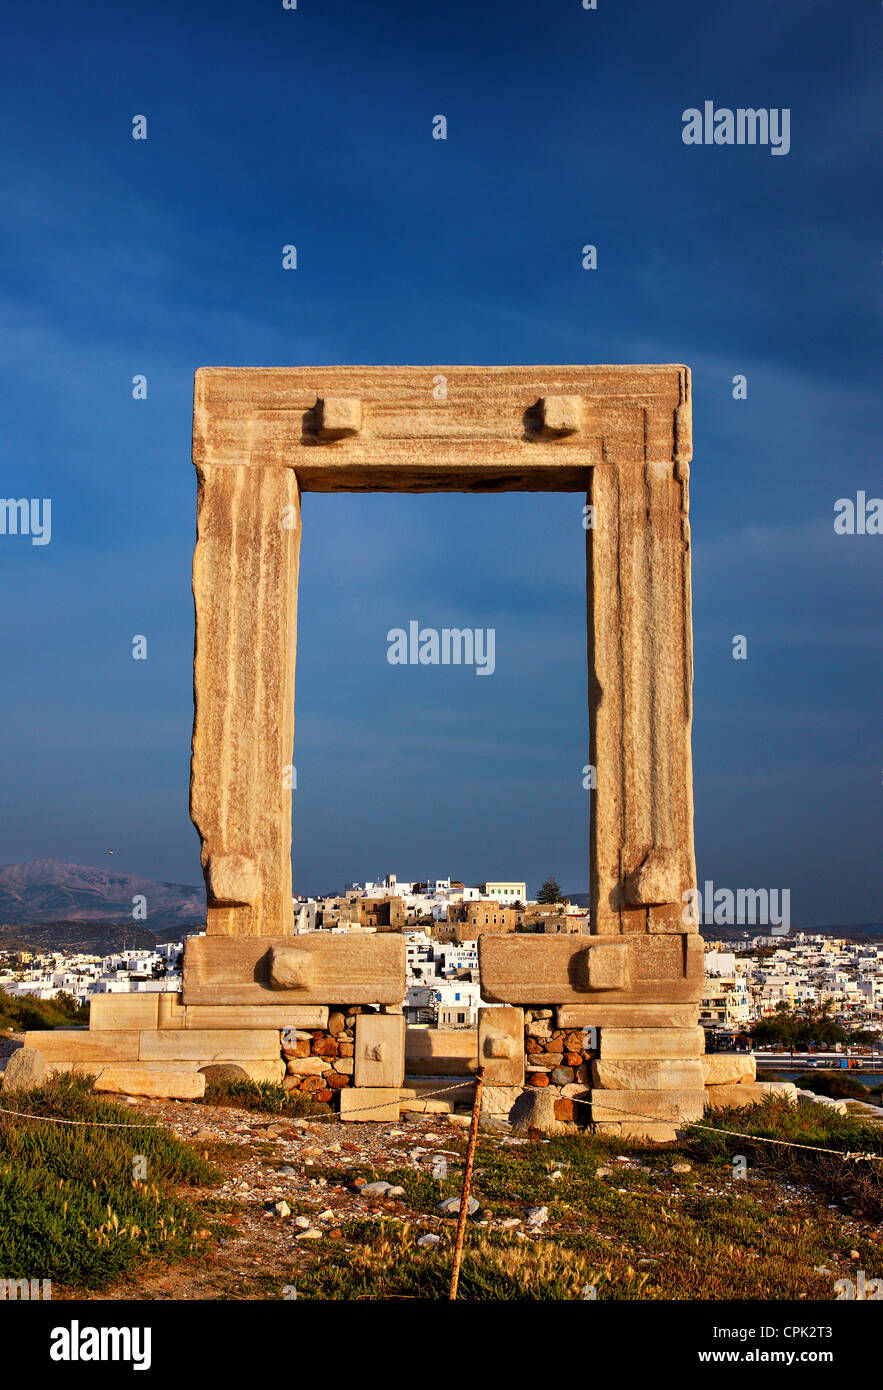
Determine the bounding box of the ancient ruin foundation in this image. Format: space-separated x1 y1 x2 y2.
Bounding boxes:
21 366 750 1135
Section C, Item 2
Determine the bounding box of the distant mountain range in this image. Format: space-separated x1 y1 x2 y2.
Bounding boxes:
0 921 176 955
0 864 876 950
0 859 205 932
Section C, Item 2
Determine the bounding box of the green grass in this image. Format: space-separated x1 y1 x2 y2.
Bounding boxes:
682 1094 883 1218
198 1078 328 1117
293 1105 883 1299
685 1092 883 1154
294 1219 626 1300
0 1073 222 1290
5 1075 881 1300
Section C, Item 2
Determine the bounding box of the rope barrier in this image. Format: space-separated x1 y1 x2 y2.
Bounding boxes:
0 1104 162 1130
2 1079 881 1163
560 1091 883 1162
332 1080 476 1117
0 1078 473 1129
331 1078 883 1163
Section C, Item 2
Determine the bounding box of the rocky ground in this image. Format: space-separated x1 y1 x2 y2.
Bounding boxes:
56 1090 883 1301
79 1095 482 1299
4 1034 883 1301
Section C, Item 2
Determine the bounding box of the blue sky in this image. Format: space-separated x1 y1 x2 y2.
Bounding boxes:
0 0 880 924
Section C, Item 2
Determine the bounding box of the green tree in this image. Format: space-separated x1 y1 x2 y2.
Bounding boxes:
536 877 564 904
750 999 852 1053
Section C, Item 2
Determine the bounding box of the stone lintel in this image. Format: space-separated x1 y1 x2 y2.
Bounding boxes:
193 365 688 490
478 933 702 1005
182 932 405 1006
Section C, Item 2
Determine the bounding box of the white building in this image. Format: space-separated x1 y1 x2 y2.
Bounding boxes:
292 898 317 933
478 881 527 905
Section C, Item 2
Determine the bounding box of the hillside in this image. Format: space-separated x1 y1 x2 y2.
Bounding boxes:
0 921 187 955
0 858 205 930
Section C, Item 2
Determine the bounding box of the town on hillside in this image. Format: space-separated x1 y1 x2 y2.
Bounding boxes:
2 873 882 1049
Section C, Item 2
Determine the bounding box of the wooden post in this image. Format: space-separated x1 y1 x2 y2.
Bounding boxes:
449 1067 484 1301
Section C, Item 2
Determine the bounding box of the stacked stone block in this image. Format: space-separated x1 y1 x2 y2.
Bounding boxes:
13 990 415 1117
281 1008 360 1102
589 1026 707 1140
523 1009 594 1124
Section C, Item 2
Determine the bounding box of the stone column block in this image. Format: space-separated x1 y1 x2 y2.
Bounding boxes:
478 1006 524 1085
590 1088 705 1124
705 1081 797 1110
592 1058 705 1090
598 1027 705 1060
702 1053 756 1085
354 1013 406 1088
339 1087 401 1122
190 461 301 937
